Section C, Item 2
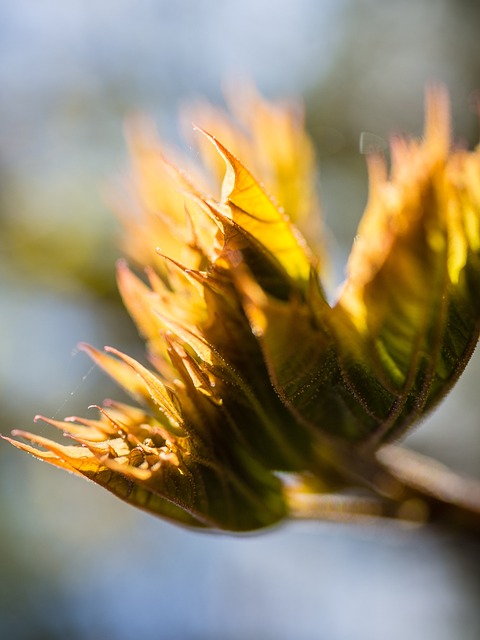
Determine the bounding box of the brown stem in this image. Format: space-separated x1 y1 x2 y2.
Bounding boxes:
375 445 480 533
287 445 480 533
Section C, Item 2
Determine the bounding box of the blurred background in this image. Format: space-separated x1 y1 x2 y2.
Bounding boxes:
1 0 480 638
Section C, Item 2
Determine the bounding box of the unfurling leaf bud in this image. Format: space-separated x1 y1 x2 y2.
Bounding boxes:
6 86 480 531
